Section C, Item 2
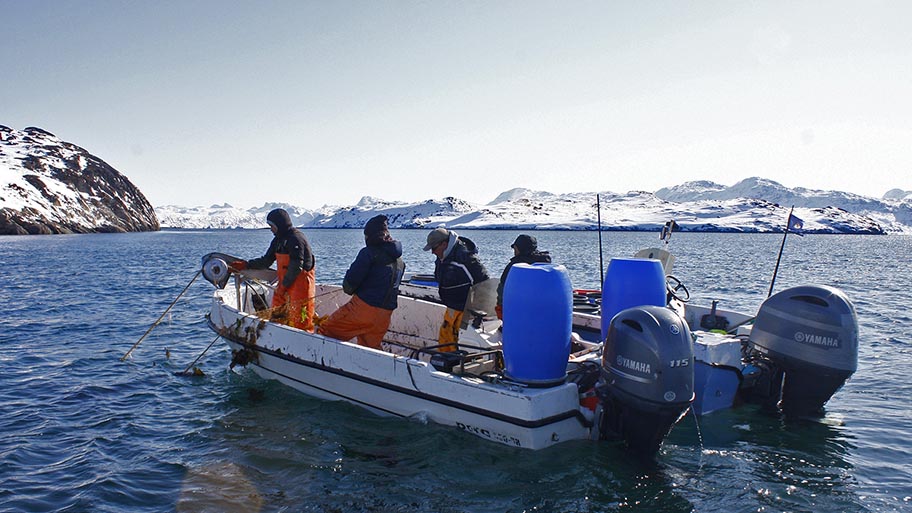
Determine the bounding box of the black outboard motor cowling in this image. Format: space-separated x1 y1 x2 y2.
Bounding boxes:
747 285 858 417
597 306 694 455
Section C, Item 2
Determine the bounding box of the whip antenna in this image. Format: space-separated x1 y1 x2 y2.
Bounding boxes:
768 206 803 297
597 194 605 290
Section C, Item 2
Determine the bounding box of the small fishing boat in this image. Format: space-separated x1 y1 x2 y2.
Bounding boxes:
200 242 858 455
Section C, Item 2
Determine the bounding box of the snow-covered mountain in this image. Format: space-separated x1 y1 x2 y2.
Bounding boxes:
883 188 912 202
0 126 158 235
156 183 897 235
656 178 912 232
3 123 902 236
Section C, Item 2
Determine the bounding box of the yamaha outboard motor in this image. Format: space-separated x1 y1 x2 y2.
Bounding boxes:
745 285 858 417
597 306 694 455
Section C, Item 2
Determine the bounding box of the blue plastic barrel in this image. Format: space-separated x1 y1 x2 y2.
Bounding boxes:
502 263 573 385
600 258 666 340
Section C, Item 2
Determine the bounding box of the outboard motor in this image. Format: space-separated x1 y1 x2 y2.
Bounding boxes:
744 285 858 417
596 306 694 455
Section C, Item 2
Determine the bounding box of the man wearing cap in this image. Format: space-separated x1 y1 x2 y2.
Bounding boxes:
495 234 552 320
423 227 490 351
230 208 316 331
318 215 405 350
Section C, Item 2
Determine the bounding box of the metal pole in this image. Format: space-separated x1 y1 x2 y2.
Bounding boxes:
597 194 605 291
768 207 793 297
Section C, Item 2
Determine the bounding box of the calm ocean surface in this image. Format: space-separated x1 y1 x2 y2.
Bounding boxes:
1 229 910 513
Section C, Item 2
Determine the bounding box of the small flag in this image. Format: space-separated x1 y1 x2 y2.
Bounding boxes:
787 213 804 235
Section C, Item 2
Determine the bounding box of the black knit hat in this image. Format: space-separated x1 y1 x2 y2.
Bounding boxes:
363 215 389 237
511 234 537 254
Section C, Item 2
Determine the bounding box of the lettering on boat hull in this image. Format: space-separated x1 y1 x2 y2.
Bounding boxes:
456 422 522 447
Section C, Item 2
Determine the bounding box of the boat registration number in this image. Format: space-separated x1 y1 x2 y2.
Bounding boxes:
456 422 522 447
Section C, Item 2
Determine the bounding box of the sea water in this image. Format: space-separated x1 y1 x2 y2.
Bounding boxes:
0 230 910 512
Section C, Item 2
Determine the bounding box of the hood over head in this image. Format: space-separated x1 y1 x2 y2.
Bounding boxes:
266 208 294 235
364 215 393 246
364 215 388 236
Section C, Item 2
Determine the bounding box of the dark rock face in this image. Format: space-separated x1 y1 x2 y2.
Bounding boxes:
0 126 159 235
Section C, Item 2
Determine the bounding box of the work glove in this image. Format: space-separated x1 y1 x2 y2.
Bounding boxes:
230 260 248 271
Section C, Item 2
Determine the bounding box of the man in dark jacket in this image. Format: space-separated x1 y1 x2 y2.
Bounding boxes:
318 215 405 349
424 227 490 351
230 208 316 331
495 234 552 319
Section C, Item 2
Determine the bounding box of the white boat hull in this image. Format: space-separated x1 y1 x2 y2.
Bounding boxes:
209 284 594 449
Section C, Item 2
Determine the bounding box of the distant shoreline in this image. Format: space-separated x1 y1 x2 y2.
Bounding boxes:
157 226 887 235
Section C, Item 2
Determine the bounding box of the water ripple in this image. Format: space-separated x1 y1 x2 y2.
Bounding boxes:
1 231 910 512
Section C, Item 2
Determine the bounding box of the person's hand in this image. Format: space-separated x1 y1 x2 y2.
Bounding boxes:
229 260 247 271
495 305 503 320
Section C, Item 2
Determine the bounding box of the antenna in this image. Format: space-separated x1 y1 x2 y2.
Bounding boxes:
597 194 605 290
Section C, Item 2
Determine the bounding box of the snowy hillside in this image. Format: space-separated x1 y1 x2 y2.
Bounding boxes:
156 186 891 235
3 122 904 236
0 126 158 235
656 177 912 233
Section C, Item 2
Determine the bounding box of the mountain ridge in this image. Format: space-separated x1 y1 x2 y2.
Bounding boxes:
156 179 905 235
3 124 908 236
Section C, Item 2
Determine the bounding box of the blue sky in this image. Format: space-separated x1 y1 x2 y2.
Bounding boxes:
3 1 910 208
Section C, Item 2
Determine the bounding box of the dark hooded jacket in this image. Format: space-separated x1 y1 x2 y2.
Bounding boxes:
496 250 552 307
248 209 315 288
342 239 405 310
435 235 490 311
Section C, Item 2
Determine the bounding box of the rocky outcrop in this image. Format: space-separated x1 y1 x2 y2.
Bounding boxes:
0 125 159 235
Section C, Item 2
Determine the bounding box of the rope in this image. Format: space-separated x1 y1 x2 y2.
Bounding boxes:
175 332 222 376
120 270 202 361
248 287 342 325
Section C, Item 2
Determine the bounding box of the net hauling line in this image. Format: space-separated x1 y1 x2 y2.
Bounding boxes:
119 267 279 363
173 280 340 376
121 267 341 364
121 270 202 361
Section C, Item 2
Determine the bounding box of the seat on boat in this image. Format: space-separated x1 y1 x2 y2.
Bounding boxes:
633 247 675 273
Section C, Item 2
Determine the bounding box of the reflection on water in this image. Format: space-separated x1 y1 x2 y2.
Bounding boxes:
665 405 860 512
177 461 262 513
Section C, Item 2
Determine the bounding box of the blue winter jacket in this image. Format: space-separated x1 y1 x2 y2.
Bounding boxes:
342 240 405 310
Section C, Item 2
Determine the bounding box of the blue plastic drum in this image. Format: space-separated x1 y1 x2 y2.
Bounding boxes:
502 263 573 385
600 258 667 340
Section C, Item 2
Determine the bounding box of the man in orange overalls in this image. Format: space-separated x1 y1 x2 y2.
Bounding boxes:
231 208 316 331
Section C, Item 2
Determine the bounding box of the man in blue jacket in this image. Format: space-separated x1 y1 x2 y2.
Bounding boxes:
423 227 490 351
318 215 405 349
